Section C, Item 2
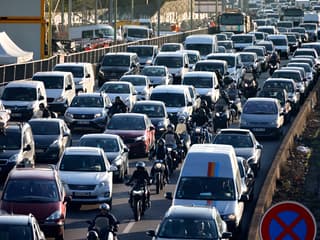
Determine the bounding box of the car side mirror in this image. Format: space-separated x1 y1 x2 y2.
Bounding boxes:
165 192 173 200
146 230 156 237
240 193 250 202
23 144 31 152
257 144 263 149
222 232 233 239
64 196 72 203
109 165 118 172
124 147 129 153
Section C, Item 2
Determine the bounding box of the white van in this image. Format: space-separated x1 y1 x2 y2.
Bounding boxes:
69 24 116 41
182 71 220 108
1 80 47 121
32 71 76 114
123 25 152 42
184 34 218 59
53 62 95 93
166 144 249 232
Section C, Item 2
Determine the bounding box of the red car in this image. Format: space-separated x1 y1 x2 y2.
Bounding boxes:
104 113 155 157
0 167 71 240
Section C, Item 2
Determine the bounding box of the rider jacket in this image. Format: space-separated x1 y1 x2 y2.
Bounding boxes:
93 212 119 233
127 169 150 185
192 108 209 126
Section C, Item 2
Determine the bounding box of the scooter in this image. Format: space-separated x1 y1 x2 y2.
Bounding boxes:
269 62 279 76
127 181 150 221
150 159 167 194
86 217 116 240
213 104 230 133
240 72 258 99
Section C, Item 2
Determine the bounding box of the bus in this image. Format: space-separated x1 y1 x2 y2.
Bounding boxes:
282 7 304 26
218 9 251 33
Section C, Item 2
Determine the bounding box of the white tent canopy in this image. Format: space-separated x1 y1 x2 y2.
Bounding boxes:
0 31 33 65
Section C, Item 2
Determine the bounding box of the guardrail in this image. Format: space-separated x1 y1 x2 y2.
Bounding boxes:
247 80 320 239
0 28 208 85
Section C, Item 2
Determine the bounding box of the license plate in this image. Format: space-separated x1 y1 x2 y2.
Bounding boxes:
73 192 90 197
253 128 265 132
11 113 21 117
78 121 90 125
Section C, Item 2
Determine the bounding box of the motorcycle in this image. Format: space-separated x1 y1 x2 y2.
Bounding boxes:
213 104 231 133
190 124 205 145
240 71 258 99
86 217 116 240
127 181 150 221
224 79 242 120
269 61 279 76
165 144 179 174
150 159 167 194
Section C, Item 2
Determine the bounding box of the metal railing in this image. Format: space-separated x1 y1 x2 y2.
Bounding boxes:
0 28 208 85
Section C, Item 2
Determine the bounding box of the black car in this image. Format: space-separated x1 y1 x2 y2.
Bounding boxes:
0 214 46 240
28 118 72 163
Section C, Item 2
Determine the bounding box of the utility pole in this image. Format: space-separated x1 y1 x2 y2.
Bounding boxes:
113 0 117 43
157 0 160 37
190 0 193 30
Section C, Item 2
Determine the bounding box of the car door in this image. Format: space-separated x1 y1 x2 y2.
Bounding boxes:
22 127 35 164
64 74 76 106
84 64 95 93
61 121 72 148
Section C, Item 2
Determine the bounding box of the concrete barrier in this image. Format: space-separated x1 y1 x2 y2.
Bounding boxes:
247 80 320 239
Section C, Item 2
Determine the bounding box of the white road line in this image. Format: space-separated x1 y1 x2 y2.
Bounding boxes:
122 221 135 234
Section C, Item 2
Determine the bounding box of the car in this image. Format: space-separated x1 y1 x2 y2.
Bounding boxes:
141 65 173 86
258 88 292 124
0 213 46 240
284 33 299 53
0 167 70 240
267 34 290 59
290 27 308 42
243 46 268 71
248 31 267 42
240 97 285 139
212 128 263 175
301 42 320 57
104 113 156 157
57 146 116 209
256 40 275 56
146 205 232 239
293 48 318 60
28 118 72 163
64 92 112 132
98 81 137 111
216 33 228 41
193 59 229 80
160 42 184 52
217 40 235 53
120 74 152 100
126 45 159 69
237 156 255 201
185 84 201 112
79 133 129 182
230 34 256 51
239 52 261 75
131 100 170 139
0 122 35 179
180 49 201 70
287 62 315 89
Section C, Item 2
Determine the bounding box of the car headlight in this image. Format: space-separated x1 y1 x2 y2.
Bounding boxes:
46 210 62 221
99 181 110 188
135 135 146 141
65 112 74 118
8 154 20 163
94 113 102 118
55 97 65 103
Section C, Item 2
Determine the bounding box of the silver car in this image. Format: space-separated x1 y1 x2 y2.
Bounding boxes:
141 65 173 86
212 128 263 175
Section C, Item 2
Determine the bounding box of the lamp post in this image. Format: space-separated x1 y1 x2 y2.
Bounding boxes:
113 0 117 43
190 0 193 30
157 0 160 37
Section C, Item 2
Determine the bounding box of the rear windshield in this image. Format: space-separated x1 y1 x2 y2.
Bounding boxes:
183 76 213 88
54 66 84 78
154 56 183 68
151 92 186 107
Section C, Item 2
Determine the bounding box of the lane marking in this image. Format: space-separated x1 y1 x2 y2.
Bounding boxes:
122 221 135 234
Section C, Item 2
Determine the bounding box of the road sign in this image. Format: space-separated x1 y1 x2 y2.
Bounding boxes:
260 201 317 240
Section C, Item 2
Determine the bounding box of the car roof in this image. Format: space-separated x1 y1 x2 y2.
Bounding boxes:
104 52 137 57
196 59 227 65
6 80 43 88
265 77 296 83
0 214 34 225
183 71 214 77
133 100 165 106
152 84 189 93
80 133 119 140
112 112 146 118
28 118 64 124
246 97 279 103
33 71 72 77
77 92 107 97
63 146 103 155
156 51 186 57
217 128 252 135
54 62 90 67
8 167 56 181
164 205 219 220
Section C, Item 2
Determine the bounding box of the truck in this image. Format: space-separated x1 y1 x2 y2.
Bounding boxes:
282 7 304 26
218 8 251 33
303 12 320 25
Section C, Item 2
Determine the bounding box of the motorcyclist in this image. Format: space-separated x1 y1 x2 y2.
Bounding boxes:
150 138 170 184
109 96 128 116
160 123 180 150
269 51 280 66
33 103 52 118
191 101 211 143
126 161 151 207
91 203 119 240
175 115 191 152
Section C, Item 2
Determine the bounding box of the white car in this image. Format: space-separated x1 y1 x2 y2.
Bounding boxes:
98 81 137 111
120 74 152 100
57 146 116 209
141 66 173 87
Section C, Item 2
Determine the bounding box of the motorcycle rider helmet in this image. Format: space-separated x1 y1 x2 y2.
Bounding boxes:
167 123 175 133
178 115 186 123
223 75 234 86
200 99 208 108
99 203 110 213
136 161 146 170
87 230 100 240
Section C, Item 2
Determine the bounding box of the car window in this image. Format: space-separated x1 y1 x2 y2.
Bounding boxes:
59 154 106 172
70 96 104 107
0 225 32 240
243 101 277 114
3 179 59 202
79 138 119 152
29 121 60 135
107 116 146 130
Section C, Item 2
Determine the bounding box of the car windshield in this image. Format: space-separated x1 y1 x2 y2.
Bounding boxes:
54 66 84 78
1 87 37 101
302 24 316 30
3 179 59 202
102 55 130 66
151 93 185 107
294 50 316 58
32 76 64 89
218 41 232 50
176 177 236 200
157 218 219 239
187 53 200 64
206 56 235 68
29 121 60 135
70 96 104 107
183 76 213 88
79 138 119 152
269 38 287 45
264 81 294 93
142 67 166 76
291 28 305 33
288 63 311 73
121 77 146 86
213 134 254 148
257 43 273 52
185 44 213 56
107 116 146 130
244 48 263 57
127 28 148 38
127 46 153 57
0 224 32 239
99 83 130 94
161 44 181 51
259 91 285 105
0 131 21 150
132 104 165 117
243 101 278 114
59 155 106 172
154 56 183 68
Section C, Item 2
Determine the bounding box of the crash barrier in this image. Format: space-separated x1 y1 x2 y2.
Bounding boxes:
0 28 208 86
247 80 320 239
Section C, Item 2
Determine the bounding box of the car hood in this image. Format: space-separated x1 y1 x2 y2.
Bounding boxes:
66 107 103 114
139 56 152 64
0 149 20 158
1 201 61 222
166 106 188 114
134 86 147 93
104 129 146 138
34 135 59 146
58 171 109 184
234 148 255 158
196 88 212 95
173 199 241 216
46 89 63 99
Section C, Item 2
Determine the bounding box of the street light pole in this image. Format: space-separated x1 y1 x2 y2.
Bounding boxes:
113 0 117 43
157 0 160 37
190 0 193 30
